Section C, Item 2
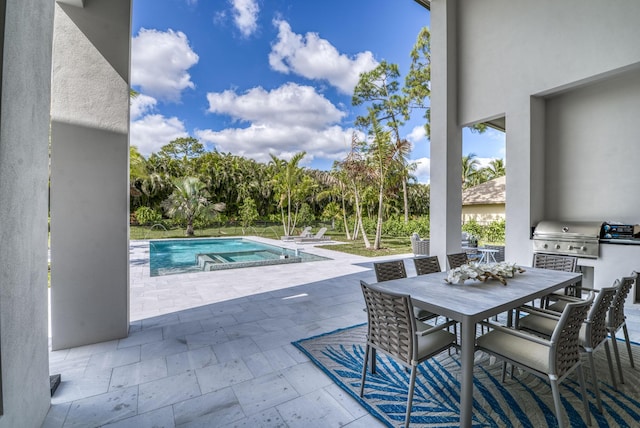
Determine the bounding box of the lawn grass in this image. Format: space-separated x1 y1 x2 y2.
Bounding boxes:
130 225 412 257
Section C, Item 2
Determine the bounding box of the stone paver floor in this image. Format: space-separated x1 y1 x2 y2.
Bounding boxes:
43 237 640 427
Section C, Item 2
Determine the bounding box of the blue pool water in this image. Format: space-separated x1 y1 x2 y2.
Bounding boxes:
149 238 329 276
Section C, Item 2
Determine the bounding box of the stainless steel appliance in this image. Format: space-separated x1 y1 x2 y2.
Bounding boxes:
532 220 603 259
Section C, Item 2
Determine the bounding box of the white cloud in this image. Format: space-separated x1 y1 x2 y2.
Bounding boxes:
413 157 431 184
206 83 345 127
269 19 378 94
131 28 199 102
407 125 427 143
202 82 353 163
130 94 158 120
196 124 354 164
130 114 189 156
230 0 259 37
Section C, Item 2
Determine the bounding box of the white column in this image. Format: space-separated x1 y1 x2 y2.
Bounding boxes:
50 0 132 350
504 96 546 265
430 0 463 264
0 1 54 426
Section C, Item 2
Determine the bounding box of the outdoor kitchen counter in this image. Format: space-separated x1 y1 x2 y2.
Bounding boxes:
577 243 640 303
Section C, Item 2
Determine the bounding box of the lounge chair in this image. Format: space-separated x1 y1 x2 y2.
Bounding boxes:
294 227 330 243
281 226 312 241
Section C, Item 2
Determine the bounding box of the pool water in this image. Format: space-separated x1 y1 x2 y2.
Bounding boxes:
149 238 329 276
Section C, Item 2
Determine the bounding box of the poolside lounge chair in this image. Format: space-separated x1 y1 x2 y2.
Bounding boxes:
281 226 312 241
294 227 330 243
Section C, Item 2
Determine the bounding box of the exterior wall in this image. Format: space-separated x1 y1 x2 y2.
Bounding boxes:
50 0 131 350
431 0 640 265
0 0 54 426
544 70 640 222
462 204 505 225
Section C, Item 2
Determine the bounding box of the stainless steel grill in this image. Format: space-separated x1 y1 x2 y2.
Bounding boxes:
532 220 603 259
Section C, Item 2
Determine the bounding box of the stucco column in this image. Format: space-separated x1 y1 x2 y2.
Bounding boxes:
430 0 463 262
504 96 546 264
0 1 54 426
50 0 132 350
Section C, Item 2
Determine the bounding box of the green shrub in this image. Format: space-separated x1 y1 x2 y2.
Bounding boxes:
134 206 163 226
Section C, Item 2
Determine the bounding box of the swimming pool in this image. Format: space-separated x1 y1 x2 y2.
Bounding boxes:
149 238 329 276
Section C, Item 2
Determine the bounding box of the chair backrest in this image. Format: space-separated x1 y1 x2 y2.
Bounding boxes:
584 283 619 349
532 253 578 272
299 226 312 236
410 234 430 255
360 280 416 365
314 227 328 238
413 256 441 276
373 260 407 282
484 245 505 262
549 292 594 377
608 272 637 331
447 252 468 270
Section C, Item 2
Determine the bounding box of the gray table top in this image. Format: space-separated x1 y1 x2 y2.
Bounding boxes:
372 267 582 322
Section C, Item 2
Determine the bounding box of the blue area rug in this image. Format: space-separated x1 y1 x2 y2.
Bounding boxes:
292 324 640 427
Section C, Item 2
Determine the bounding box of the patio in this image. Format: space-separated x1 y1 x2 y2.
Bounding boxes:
44 238 640 427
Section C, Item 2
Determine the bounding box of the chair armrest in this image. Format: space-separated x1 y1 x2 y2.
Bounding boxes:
479 321 551 347
417 319 457 336
517 305 562 320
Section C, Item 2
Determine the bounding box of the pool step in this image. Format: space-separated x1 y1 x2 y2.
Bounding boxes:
196 252 302 271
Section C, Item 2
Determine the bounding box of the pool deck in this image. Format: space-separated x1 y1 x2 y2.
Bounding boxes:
44 237 640 427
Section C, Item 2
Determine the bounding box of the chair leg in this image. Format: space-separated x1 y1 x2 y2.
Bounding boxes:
370 348 377 374
586 350 603 413
549 377 566 428
501 361 507 383
577 364 593 426
405 365 418 428
360 345 370 397
610 332 625 384
604 341 618 390
623 324 635 368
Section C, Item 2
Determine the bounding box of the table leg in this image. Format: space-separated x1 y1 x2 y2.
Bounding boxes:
460 319 475 427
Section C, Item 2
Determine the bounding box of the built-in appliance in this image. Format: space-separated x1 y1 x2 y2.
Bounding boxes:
532 220 603 259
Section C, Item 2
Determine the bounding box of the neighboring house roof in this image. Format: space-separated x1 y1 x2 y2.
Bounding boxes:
462 176 505 206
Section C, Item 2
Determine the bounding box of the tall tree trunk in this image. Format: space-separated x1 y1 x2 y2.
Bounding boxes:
374 181 384 250
353 187 370 248
402 177 409 223
341 194 351 240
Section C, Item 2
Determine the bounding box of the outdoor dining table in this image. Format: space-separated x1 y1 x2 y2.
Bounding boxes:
372 266 582 428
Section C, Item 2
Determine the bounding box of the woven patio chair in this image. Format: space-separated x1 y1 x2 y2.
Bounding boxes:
413 256 441 276
359 280 457 428
410 233 430 255
607 272 637 385
477 293 595 428
373 260 437 323
533 253 580 307
484 245 505 262
447 252 469 270
518 282 619 412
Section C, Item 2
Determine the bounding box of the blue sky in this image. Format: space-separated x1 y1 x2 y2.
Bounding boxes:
130 0 505 183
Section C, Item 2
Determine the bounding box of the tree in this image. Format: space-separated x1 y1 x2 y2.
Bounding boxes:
366 114 395 250
353 61 413 223
239 197 259 233
162 176 225 236
485 158 506 179
462 153 481 189
158 137 205 176
269 152 307 236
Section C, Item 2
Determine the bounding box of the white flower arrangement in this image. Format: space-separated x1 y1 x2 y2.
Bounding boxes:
446 261 525 285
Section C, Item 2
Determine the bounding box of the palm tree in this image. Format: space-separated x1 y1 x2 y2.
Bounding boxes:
486 158 506 179
462 153 481 189
162 176 225 236
269 152 307 236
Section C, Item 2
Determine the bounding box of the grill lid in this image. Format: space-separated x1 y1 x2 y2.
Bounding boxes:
533 220 603 240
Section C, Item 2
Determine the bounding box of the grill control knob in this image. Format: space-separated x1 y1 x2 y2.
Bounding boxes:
543 243 548 249
555 244 561 250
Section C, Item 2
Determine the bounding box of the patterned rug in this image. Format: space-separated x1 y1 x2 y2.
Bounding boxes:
292 324 640 427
